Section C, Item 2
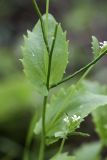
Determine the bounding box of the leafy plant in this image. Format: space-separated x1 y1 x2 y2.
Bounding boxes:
21 0 107 160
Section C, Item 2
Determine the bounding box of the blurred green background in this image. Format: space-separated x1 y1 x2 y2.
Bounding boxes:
0 0 107 159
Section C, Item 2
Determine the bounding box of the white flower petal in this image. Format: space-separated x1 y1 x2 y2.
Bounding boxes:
100 41 107 49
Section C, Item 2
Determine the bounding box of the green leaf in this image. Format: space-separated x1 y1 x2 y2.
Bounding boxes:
34 82 107 144
93 105 107 146
79 80 107 146
74 142 102 160
91 36 100 59
79 80 106 94
50 152 75 160
21 14 68 95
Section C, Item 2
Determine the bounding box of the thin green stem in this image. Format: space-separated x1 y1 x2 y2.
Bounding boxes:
70 132 90 137
32 0 50 54
23 113 37 160
39 96 48 160
38 25 58 160
58 138 66 154
46 0 50 35
46 24 58 89
30 2 58 157
51 50 107 88
77 66 93 85
32 2 58 159
53 138 66 159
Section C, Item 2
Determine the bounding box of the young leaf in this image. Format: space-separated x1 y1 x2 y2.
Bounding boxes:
50 152 75 160
74 142 102 160
34 82 107 144
91 36 100 59
21 14 68 95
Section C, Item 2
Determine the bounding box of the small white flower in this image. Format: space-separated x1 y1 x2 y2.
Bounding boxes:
71 115 81 122
63 114 81 124
100 41 107 49
63 116 69 123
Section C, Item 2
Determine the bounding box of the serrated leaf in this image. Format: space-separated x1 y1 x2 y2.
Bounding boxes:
21 14 68 95
74 142 101 160
50 152 75 160
34 82 107 144
91 36 100 59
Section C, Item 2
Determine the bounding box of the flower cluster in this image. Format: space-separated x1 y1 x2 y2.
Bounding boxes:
100 41 107 49
63 114 81 124
63 116 69 123
72 115 81 122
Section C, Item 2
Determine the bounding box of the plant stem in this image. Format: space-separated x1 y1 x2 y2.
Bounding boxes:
38 25 58 160
58 138 66 154
32 0 50 54
51 50 107 88
46 0 50 35
78 53 103 83
77 66 93 85
70 132 90 137
39 96 48 160
53 138 66 159
32 1 58 159
23 113 37 160
46 24 58 89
